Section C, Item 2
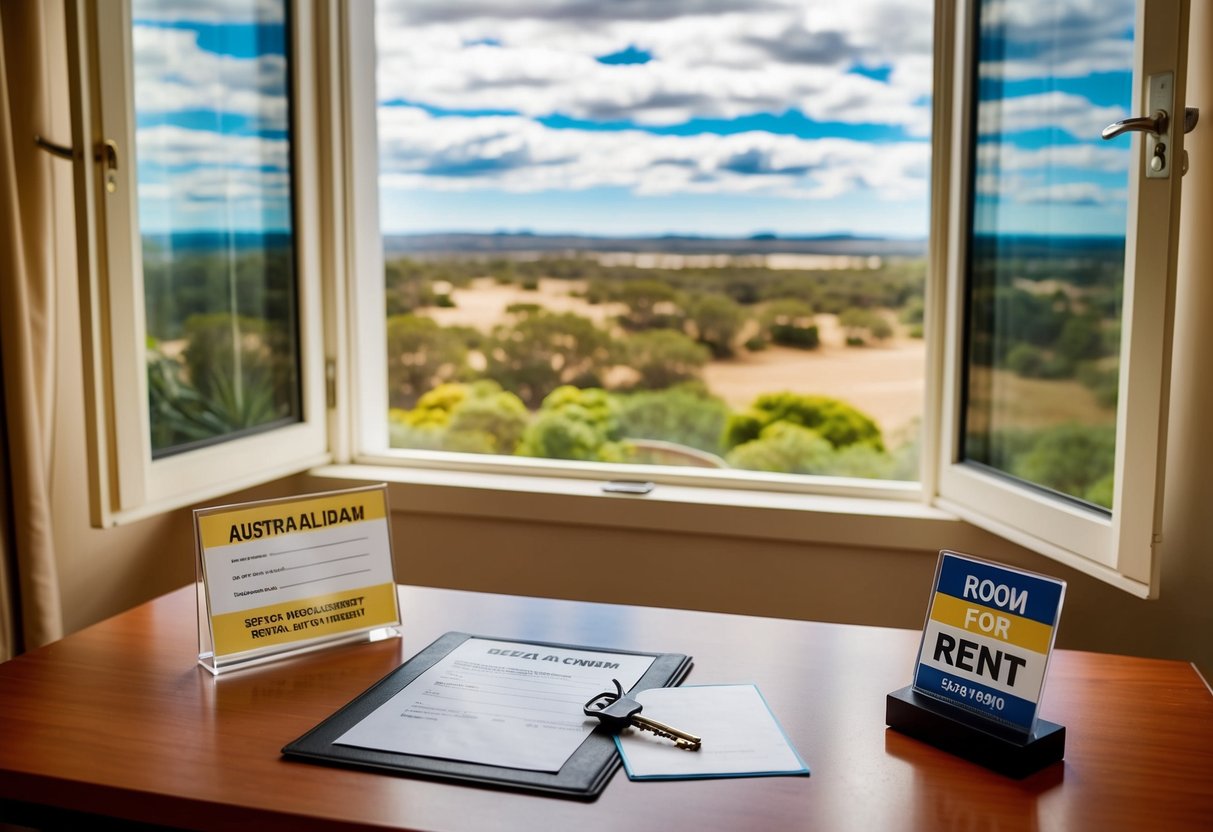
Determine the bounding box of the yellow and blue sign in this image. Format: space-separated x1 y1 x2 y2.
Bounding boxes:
912 551 1065 734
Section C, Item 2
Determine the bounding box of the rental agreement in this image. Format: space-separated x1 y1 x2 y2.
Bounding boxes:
335 637 656 772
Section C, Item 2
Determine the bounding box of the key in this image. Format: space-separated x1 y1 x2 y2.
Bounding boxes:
583 679 702 751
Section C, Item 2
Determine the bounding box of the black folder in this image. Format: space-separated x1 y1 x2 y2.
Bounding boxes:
282 631 693 799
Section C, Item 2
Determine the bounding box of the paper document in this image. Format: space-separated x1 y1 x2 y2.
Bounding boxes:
616 684 809 779
335 637 655 772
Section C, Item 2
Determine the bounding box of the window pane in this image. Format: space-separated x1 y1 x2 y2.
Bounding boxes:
962 0 1134 509
133 0 300 458
376 1 931 481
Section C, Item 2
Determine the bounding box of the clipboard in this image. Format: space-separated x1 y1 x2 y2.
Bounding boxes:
282 631 693 799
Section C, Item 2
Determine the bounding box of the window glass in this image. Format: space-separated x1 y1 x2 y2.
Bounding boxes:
375 0 932 481
963 0 1134 509
132 0 300 458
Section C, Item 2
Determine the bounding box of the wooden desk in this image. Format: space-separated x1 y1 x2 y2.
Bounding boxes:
0 586 1210 831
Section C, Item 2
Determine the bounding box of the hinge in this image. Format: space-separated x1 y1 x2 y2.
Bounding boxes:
325 358 337 409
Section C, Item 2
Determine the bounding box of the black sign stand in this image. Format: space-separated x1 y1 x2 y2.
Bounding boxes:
886 686 1065 778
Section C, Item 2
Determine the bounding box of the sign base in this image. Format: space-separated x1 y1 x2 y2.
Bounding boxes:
885 686 1064 778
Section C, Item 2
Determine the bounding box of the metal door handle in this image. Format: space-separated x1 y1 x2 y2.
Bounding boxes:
1102 110 1168 140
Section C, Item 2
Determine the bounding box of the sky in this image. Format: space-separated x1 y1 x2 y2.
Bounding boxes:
131 0 1136 240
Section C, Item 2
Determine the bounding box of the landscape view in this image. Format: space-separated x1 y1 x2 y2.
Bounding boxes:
131 0 1133 507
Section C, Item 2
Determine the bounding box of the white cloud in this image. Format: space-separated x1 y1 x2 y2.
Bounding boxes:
377 106 929 201
375 0 935 133
133 0 284 24
136 125 289 169
976 142 1129 173
133 25 289 128
979 0 1133 80
1015 181 1123 206
977 92 1126 140
974 172 1123 207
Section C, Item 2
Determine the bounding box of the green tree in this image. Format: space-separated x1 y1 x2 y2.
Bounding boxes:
683 293 745 357
385 314 470 409
178 312 295 420
762 299 820 349
616 383 729 455
839 307 893 345
1012 423 1116 508
614 280 681 330
622 329 710 390
443 384 530 455
724 391 884 451
484 310 614 407
384 257 439 315
389 381 529 455
726 422 837 474
517 386 625 461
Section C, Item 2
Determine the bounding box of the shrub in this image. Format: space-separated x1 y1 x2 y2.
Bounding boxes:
723 391 884 451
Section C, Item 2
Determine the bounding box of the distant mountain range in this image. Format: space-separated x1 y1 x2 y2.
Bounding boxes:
383 231 929 257
139 230 1126 261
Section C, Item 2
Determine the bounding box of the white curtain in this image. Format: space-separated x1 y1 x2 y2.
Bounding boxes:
0 0 63 659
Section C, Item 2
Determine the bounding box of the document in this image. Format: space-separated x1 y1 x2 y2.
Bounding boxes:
616 685 809 779
335 637 655 772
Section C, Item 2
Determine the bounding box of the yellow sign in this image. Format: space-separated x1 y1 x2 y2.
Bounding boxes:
194 485 399 668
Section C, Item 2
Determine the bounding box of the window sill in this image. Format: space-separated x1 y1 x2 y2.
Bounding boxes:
310 463 964 551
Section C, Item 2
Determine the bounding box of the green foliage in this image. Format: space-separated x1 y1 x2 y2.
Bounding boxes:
838 307 893 345
762 299 819 348
385 314 471 409
484 310 614 407
613 280 681 330
683 293 745 358
389 381 529 455
1055 314 1105 364
1077 361 1119 409
724 391 884 452
147 342 285 452
622 329 710 390
1005 343 1047 377
726 423 838 474
444 385 530 455
1010 423 1116 508
517 386 625 461
616 383 730 455
385 257 441 315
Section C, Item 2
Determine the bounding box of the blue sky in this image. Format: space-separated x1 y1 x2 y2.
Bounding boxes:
131 0 1136 240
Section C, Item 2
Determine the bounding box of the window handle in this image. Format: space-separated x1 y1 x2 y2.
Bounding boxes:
1100 72 1176 179
1101 110 1168 140
96 139 119 193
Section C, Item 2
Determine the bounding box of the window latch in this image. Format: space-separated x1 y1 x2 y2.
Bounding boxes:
1100 72 1174 179
96 139 119 193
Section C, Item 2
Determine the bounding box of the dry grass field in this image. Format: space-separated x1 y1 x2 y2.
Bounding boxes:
425 276 929 439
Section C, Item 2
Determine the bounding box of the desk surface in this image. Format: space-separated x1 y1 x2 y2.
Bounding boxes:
0 585 1210 831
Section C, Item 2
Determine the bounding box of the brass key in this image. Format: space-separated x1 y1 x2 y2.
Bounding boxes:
583 679 702 751
628 712 702 750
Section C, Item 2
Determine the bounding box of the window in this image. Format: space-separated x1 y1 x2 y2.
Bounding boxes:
133 0 301 457
935 0 1188 595
71 0 1188 597
371 0 933 485
69 0 328 522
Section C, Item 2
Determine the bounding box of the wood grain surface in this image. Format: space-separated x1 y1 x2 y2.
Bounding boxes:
0 585 1210 831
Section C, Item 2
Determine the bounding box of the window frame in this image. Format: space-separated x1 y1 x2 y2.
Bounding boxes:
933 0 1188 598
69 0 1187 602
67 0 331 526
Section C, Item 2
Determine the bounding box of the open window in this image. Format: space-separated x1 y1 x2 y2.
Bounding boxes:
67 0 1188 600
67 0 330 524
935 0 1189 596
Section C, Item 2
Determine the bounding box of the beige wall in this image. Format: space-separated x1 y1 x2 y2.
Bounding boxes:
37 5 1212 680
